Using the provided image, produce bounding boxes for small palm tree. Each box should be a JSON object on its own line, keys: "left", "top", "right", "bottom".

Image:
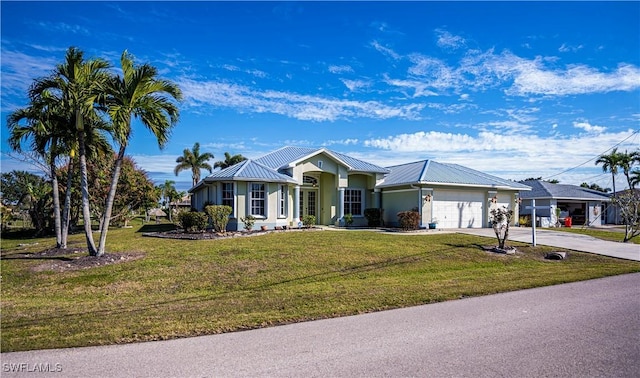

{"left": 174, "top": 142, "right": 214, "bottom": 187}
{"left": 596, "top": 148, "right": 622, "bottom": 196}
{"left": 617, "top": 150, "right": 640, "bottom": 189}
{"left": 214, "top": 152, "right": 247, "bottom": 170}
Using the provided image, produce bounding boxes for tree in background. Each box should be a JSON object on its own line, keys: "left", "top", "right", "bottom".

{"left": 174, "top": 142, "right": 214, "bottom": 187}
{"left": 0, "top": 171, "right": 52, "bottom": 236}
{"left": 579, "top": 183, "right": 611, "bottom": 193}
{"left": 98, "top": 50, "right": 182, "bottom": 256}
{"left": 214, "top": 152, "right": 247, "bottom": 170}
{"left": 158, "top": 180, "right": 180, "bottom": 222}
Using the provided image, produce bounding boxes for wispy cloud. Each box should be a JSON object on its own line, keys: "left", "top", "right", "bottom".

{"left": 178, "top": 78, "right": 425, "bottom": 122}
{"left": 435, "top": 29, "right": 466, "bottom": 50}
{"left": 328, "top": 65, "right": 353, "bottom": 74}
{"left": 339, "top": 78, "right": 371, "bottom": 92}
{"left": 370, "top": 40, "right": 401, "bottom": 60}
{"left": 35, "top": 21, "right": 89, "bottom": 35}
{"left": 0, "top": 49, "right": 58, "bottom": 110}
{"left": 559, "top": 43, "right": 584, "bottom": 53}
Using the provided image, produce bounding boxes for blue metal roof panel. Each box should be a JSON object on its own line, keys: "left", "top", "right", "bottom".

{"left": 519, "top": 180, "right": 611, "bottom": 200}
{"left": 328, "top": 150, "right": 390, "bottom": 173}
{"left": 379, "top": 160, "right": 530, "bottom": 190}
{"left": 256, "top": 146, "right": 389, "bottom": 173}
{"left": 204, "top": 160, "right": 296, "bottom": 183}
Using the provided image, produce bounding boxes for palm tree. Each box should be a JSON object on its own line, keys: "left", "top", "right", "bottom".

{"left": 174, "top": 142, "right": 214, "bottom": 187}
{"left": 617, "top": 150, "right": 640, "bottom": 189}
{"left": 214, "top": 152, "right": 247, "bottom": 170}
{"left": 596, "top": 148, "right": 624, "bottom": 224}
{"left": 30, "top": 47, "right": 112, "bottom": 255}
{"left": 158, "top": 180, "right": 178, "bottom": 222}
{"left": 630, "top": 170, "right": 640, "bottom": 189}
{"left": 97, "top": 50, "right": 182, "bottom": 256}
{"left": 7, "top": 92, "right": 69, "bottom": 246}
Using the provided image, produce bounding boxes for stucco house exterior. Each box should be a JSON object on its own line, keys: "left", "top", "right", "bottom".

{"left": 518, "top": 180, "right": 611, "bottom": 227}
{"left": 189, "top": 146, "right": 529, "bottom": 230}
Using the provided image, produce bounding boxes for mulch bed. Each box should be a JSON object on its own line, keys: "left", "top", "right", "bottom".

{"left": 3, "top": 247, "right": 145, "bottom": 273}
{"left": 142, "top": 227, "right": 323, "bottom": 240}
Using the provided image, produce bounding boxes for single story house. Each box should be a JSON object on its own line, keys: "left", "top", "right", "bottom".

{"left": 518, "top": 180, "right": 611, "bottom": 227}
{"left": 189, "top": 146, "right": 530, "bottom": 230}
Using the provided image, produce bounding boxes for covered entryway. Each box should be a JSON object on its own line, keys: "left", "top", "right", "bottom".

{"left": 433, "top": 190, "right": 485, "bottom": 228}
{"left": 299, "top": 189, "right": 318, "bottom": 223}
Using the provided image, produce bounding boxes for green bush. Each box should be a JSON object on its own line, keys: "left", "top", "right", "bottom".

{"left": 302, "top": 215, "right": 316, "bottom": 228}
{"left": 397, "top": 211, "right": 420, "bottom": 231}
{"left": 205, "top": 205, "right": 232, "bottom": 233}
{"left": 177, "top": 211, "right": 208, "bottom": 233}
{"left": 364, "top": 208, "right": 382, "bottom": 227}
{"left": 240, "top": 215, "right": 256, "bottom": 231}
{"left": 343, "top": 213, "right": 354, "bottom": 227}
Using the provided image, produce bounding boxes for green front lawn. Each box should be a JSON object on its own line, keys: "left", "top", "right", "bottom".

{"left": 2, "top": 223, "right": 639, "bottom": 352}
{"left": 552, "top": 226, "right": 639, "bottom": 244}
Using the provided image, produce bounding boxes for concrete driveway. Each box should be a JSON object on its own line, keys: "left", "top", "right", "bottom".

{"left": 457, "top": 227, "right": 640, "bottom": 261}
{"left": 2, "top": 273, "right": 639, "bottom": 377}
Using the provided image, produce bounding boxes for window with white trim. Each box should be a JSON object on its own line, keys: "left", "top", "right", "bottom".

{"left": 278, "top": 184, "right": 288, "bottom": 218}
{"left": 344, "top": 188, "right": 363, "bottom": 216}
{"left": 250, "top": 183, "right": 266, "bottom": 217}
{"left": 222, "top": 183, "right": 234, "bottom": 212}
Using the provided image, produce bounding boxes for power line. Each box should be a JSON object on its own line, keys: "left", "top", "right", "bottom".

{"left": 543, "top": 129, "right": 639, "bottom": 180}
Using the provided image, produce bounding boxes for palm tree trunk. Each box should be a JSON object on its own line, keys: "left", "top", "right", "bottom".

{"left": 97, "top": 145, "right": 126, "bottom": 255}
{"left": 50, "top": 157, "right": 63, "bottom": 248}
{"left": 77, "top": 115, "right": 98, "bottom": 256}
{"left": 61, "top": 158, "right": 74, "bottom": 248}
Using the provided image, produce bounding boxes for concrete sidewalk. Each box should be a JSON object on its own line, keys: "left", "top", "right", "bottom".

{"left": 457, "top": 227, "right": 640, "bottom": 261}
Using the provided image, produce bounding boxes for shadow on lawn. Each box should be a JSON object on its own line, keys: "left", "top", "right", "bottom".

{"left": 4, "top": 245, "right": 451, "bottom": 329}
{"left": 136, "top": 224, "right": 177, "bottom": 233}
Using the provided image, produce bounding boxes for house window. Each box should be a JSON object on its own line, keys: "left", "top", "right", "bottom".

{"left": 344, "top": 189, "right": 363, "bottom": 216}
{"left": 222, "top": 183, "right": 234, "bottom": 213}
{"left": 279, "top": 185, "right": 288, "bottom": 218}
{"left": 250, "top": 183, "right": 266, "bottom": 217}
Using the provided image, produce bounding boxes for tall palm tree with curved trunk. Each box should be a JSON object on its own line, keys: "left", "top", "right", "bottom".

{"left": 97, "top": 51, "right": 182, "bottom": 255}
{"left": 174, "top": 142, "right": 214, "bottom": 187}
{"left": 214, "top": 152, "right": 247, "bottom": 170}
{"left": 30, "top": 47, "right": 112, "bottom": 255}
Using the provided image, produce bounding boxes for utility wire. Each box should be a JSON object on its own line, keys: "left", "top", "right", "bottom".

{"left": 543, "top": 129, "right": 639, "bottom": 180}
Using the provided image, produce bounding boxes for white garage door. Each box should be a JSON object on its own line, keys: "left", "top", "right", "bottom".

{"left": 433, "top": 190, "right": 485, "bottom": 228}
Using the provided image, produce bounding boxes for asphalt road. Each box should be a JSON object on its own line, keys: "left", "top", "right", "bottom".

{"left": 2, "top": 273, "right": 639, "bottom": 377}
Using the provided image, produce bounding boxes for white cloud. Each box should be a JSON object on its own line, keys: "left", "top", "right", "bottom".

{"left": 340, "top": 79, "right": 371, "bottom": 92}
{"left": 370, "top": 40, "right": 401, "bottom": 60}
{"left": 178, "top": 78, "right": 425, "bottom": 122}
{"left": 435, "top": 29, "right": 466, "bottom": 50}
{"left": 328, "top": 65, "right": 353, "bottom": 74}
{"left": 383, "top": 75, "right": 438, "bottom": 97}
{"left": 573, "top": 121, "right": 606, "bottom": 134}
{"left": 559, "top": 43, "right": 584, "bottom": 53}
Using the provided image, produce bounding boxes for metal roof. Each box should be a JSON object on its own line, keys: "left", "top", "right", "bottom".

{"left": 519, "top": 180, "right": 611, "bottom": 201}
{"left": 378, "top": 160, "right": 530, "bottom": 190}
{"left": 255, "top": 146, "right": 389, "bottom": 174}
{"left": 203, "top": 159, "right": 297, "bottom": 184}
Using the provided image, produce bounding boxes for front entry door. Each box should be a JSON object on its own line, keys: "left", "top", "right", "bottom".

{"left": 300, "top": 189, "right": 318, "bottom": 222}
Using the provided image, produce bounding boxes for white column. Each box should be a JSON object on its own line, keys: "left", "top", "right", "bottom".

{"left": 338, "top": 187, "right": 345, "bottom": 221}
{"left": 293, "top": 185, "right": 301, "bottom": 224}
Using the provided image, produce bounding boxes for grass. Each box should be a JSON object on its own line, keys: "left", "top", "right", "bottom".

{"left": 2, "top": 221, "right": 639, "bottom": 352}
{"left": 551, "top": 226, "right": 640, "bottom": 244}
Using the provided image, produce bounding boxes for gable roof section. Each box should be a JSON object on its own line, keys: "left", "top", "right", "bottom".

{"left": 255, "top": 146, "right": 389, "bottom": 174}
{"left": 379, "top": 160, "right": 530, "bottom": 190}
{"left": 189, "top": 160, "right": 297, "bottom": 192}
{"left": 519, "top": 180, "right": 611, "bottom": 201}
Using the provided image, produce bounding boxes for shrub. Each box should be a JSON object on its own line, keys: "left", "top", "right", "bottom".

{"left": 205, "top": 205, "right": 232, "bottom": 233}
{"left": 397, "top": 211, "right": 420, "bottom": 231}
{"left": 240, "top": 215, "right": 256, "bottom": 231}
{"left": 177, "top": 211, "right": 208, "bottom": 233}
{"left": 343, "top": 213, "right": 354, "bottom": 227}
{"left": 302, "top": 215, "right": 316, "bottom": 228}
{"left": 364, "top": 208, "right": 382, "bottom": 227}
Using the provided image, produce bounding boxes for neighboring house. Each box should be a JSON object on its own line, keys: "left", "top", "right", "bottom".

{"left": 519, "top": 180, "right": 611, "bottom": 227}
{"left": 607, "top": 188, "right": 640, "bottom": 225}
{"left": 189, "top": 146, "right": 529, "bottom": 230}
{"left": 170, "top": 194, "right": 192, "bottom": 211}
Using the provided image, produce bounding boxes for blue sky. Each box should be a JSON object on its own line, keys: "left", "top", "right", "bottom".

{"left": 1, "top": 1, "right": 639, "bottom": 192}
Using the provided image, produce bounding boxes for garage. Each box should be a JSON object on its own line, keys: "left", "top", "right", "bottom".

{"left": 432, "top": 190, "right": 485, "bottom": 228}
